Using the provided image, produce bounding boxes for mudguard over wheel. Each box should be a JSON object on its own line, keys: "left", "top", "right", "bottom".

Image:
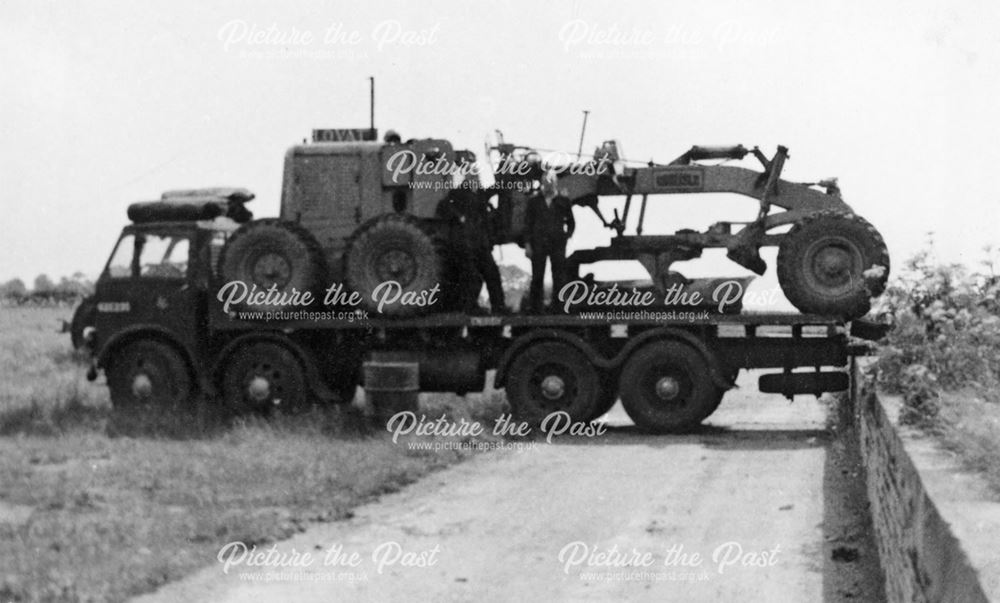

{"left": 217, "top": 219, "right": 326, "bottom": 312}
{"left": 221, "top": 341, "right": 309, "bottom": 414}
{"left": 619, "top": 340, "right": 722, "bottom": 433}
{"left": 506, "top": 341, "right": 600, "bottom": 426}
{"left": 106, "top": 340, "right": 193, "bottom": 412}
{"left": 343, "top": 214, "right": 445, "bottom": 317}
{"left": 777, "top": 211, "right": 889, "bottom": 319}
{"left": 70, "top": 296, "right": 96, "bottom": 350}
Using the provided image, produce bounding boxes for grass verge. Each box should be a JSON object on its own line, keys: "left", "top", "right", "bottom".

{"left": 871, "top": 244, "right": 1000, "bottom": 498}
{"left": 934, "top": 390, "right": 1000, "bottom": 496}
{"left": 0, "top": 307, "right": 506, "bottom": 602}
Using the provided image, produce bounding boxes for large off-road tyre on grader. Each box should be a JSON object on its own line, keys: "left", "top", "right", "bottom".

{"left": 220, "top": 341, "right": 309, "bottom": 415}
{"left": 777, "top": 211, "right": 889, "bottom": 319}
{"left": 217, "top": 219, "right": 326, "bottom": 312}
{"left": 106, "top": 339, "right": 193, "bottom": 413}
{"left": 506, "top": 341, "right": 601, "bottom": 427}
{"left": 343, "top": 214, "right": 447, "bottom": 317}
{"left": 618, "top": 340, "right": 723, "bottom": 434}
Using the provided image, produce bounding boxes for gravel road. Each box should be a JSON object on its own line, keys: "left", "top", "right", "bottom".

{"left": 135, "top": 371, "right": 883, "bottom": 602}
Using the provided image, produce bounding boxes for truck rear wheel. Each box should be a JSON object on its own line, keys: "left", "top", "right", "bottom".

{"left": 221, "top": 342, "right": 308, "bottom": 414}
{"left": 106, "top": 340, "right": 193, "bottom": 412}
{"left": 344, "top": 214, "right": 445, "bottom": 316}
{"left": 619, "top": 340, "right": 721, "bottom": 433}
{"left": 777, "top": 211, "right": 889, "bottom": 319}
{"left": 218, "top": 219, "right": 326, "bottom": 312}
{"left": 506, "top": 341, "right": 600, "bottom": 426}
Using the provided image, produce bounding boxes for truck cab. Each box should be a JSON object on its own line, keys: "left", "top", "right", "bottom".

{"left": 92, "top": 221, "right": 224, "bottom": 361}
{"left": 87, "top": 190, "right": 248, "bottom": 410}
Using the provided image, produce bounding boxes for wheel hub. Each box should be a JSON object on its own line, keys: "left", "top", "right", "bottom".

{"left": 252, "top": 252, "right": 292, "bottom": 288}
{"left": 655, "top": 376, "right": 680, "bottom": 401}
{"left": 540, "top": 375, "right": 566, "bottom": 400}
{"left": 376, "top": 249, "right": 417, "bottom": 284}
{"left": 813, "top": 246, "right": 851, "bottom": 283}
{"left": 247, "top": 376, "right": 271, "bottom": 402}
{"left": 131, "top": 373, "right": 153, "bottom": 398}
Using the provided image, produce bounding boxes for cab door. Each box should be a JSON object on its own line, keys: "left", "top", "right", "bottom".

{"left": 94, "top": 226, "right": 201, "bottom": 357}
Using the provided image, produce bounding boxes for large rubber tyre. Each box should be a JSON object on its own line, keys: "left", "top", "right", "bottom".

{"left": 70, "top": 296, "right": 96, "bottom": 350}
{"left": 221, "top": 342, "right": 309, "bottom": 415}
{"left": 106, "top": 340, "right": 193, "bottom": 412}
{"left": 506, "top": 341, "right": 600, "bottom": 426}
{"left": 344, "top": 214, "right": 446, "bottom": 317}
{"left": 619, "top": 340, "right": 722, "bottom": 433}
{"left": 218, "top": 219, "right": 326, "bottom": 313}
{"left": 777, "top": 211, "right": 890, "bottom": 319}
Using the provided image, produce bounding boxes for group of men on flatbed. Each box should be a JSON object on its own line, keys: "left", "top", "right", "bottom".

{"left": 438, "top": 170, "right": 575, "bottom": 315}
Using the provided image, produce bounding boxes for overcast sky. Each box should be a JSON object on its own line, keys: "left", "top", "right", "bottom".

{"left": 2, "top": 0, "right": 998, "bottom": 302}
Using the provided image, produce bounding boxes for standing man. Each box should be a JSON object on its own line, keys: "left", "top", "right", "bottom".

{"left": 438, "top": 182, "right": 506, "bottom": 314}
{"left": 525, "top": 171, "right": 575, "bottom": 313}
{"left": 461, "top": 183, "right": 506, "bottom": 314}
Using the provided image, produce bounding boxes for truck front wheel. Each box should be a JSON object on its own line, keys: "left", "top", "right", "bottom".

{"left": 505, "top": 341, "right": 600, "bottom": 426}
{"left": 619, "top": 340, "right": 721, "bottom": 433}
{"left": 106, "top": 340, "right": 193, "bottom": 412}
{"left": 221, "top": 342, "right": 308, "bottom": 414}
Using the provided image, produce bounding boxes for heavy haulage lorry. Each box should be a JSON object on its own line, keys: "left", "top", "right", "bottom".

{"left": 79, "top": 126, "right": 890, "bottom": 433}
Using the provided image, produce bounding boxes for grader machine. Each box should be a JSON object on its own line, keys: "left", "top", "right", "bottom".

{"left": 488, "top": 138, "right": 889, "bottom": 318}
{"left": 214, "top": 128, "right": 888, "bottom": 320}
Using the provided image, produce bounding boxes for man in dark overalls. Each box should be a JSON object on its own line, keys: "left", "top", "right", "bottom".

{"left": 525, "top": 172, "right": 575, "bottom": 313}
{"left": 438, "top": 183, "right": 506, "bottom": 313}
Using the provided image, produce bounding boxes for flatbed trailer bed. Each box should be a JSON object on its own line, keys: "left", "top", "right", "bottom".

{"left": 200, "top": 305, "right": 875, "bottom": 407}
{"left": 211, "top": 308, "right": 848, "bottom": 331}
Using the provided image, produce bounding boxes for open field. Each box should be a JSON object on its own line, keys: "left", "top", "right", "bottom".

{"left": 0, "top": 306, "right": 503, "bottom": 602}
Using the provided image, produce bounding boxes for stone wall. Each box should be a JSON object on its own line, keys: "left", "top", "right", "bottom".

{"left": 853, "top": 362, "right": 989, "bottom": 602}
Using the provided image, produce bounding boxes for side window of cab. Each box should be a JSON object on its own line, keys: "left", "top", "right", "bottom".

{"left": 105, "top": 234, "right": 136, "bottom": 278}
